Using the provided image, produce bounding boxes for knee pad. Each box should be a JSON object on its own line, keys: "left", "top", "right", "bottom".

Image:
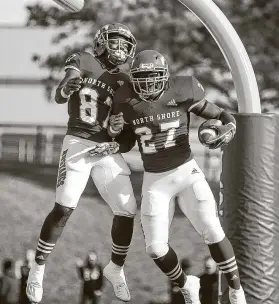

{"left": 111, "top": 177, "right": 138, "bottom": 217}
{"left": 50, "top": 202, "right": 74, "bottom": 227}
{"left": 146, "top": 243, "right": 169, "bottom": 259}
{"left": 202, "top": 216, "right": 225, "bottom": 245}
{"left": 115, "top": 194, "right": 137, "bottom": 218}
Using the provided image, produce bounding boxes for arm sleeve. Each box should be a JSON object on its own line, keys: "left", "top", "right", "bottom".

{"left": 190, "top": 99, "right": 236, "bottom": 125}
{"left": 64, "top": 52, "right": 81, "bottom": 73}
{"left": 55, "top": 53, "right": 82, "bottom": 104}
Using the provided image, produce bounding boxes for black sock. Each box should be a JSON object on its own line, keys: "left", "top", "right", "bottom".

{"left": 111, "top": 215, "right": 134, "bottom": 267}
{"left": 35, "top": 203, "right": 74, "bottom": 265}
{"left": 153, "top": 246, "right": 186, "bottom": 288}
{"left": 208, "top": 237, "right": 241, "bottom": 289}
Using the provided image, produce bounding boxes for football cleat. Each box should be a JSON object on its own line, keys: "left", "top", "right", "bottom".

{"left": 229, "top": 286, "right": 247, "bottom": 304}
{"left": 180, "top": 275, "right": 201, "bottom": 304}
{"left": 103, "top": 261, "right": 131, "bottom": 302}
{"left": 26, "top": 262, "right": 45, "bottom": 303}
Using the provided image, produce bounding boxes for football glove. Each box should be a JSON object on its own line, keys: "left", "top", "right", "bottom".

{"left": 63, "top": 77, "right": 83, "bottom": 95}
{"left": 109, "top": 112, "right": 124, "bottom": 133}
{"left": 88, "top": 141, "right": 120, "bottom": 156}
{"left": 201, "top": 120, "right": 236, "bottom": 149}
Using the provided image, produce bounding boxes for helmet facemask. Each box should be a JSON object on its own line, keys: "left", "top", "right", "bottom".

{"left": 131, "top": 66, "right": 169, "bottom": 102}
{"left": 94, "top": 29, "right": 136, "bottom": 66}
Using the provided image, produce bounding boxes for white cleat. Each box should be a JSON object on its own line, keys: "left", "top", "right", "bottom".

{"left": 229, "top": 286, "right": 247, "bottom": 304}
{"left": 26, "top": 262, "right": 45, "bottom": 303}
{"left": 103, "top": 261, "right": 131, "bottom": 302}
{"left": 180, "top": 275, "right": 201, "bottom": 304}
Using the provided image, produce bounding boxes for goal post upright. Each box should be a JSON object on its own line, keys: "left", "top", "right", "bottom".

{"left": 176, "top": 1, "right": 279, "bottom": 303}
{"left": 176, "top": 0, "right": 261, "bottom": 113}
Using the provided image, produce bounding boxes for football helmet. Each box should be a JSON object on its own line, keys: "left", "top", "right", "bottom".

{"left": 93, "top": 23, "right": 136, "bottom": 66}
{"left": 130, "top": 50, "right": 169, "bottom": 102}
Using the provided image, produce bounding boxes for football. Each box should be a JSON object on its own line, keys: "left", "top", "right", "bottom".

{"left": 198, "top": 119, "right": 222, "bottom": 147}
{"left": 53, "top": 0, "right": 84, "bottom": 12}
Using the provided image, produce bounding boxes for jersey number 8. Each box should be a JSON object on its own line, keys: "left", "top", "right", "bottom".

{"left": 135, "top": 120, "right": 180, "bottom": 154}
{"left": 79, "top": 87, "right": 112, "bottom": 128}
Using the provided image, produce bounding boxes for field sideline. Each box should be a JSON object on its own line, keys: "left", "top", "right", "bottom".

{"left": 0, "top": 169, "right": 215, "bottom": 304}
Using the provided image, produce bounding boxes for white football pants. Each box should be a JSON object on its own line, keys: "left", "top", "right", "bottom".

{"left": 55, "top": 135, "right": 137, "bottom": 217}
{"left": 141, "top": 159, "right": 225, "bottom": 251}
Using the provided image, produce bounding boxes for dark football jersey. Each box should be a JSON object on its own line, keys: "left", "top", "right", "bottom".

{"left": 113, "top": 76, "right": 205, "bottom": 172}
{"left": 64, "top": 51, "right": 130, "bottom": 142}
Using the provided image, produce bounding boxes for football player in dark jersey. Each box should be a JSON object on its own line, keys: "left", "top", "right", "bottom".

{"left": 113, "top": 50, "right": 247, "bottom": 304}
{"left": 26, "top": 23, "right": 137, "bottom": 303}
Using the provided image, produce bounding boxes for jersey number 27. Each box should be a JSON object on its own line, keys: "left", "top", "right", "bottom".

{"left": 135, "top": 120, "right": 180, "bottom": 154}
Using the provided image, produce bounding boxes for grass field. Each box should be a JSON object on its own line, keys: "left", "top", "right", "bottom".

{"left": 0, "top": 167, "right": 219, "bottom": 304}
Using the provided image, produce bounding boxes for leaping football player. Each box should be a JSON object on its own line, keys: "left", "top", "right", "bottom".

{"left": 26, "top": 23, "right": 137, "bottom": 303}
{"left": 112, "top": 50, "right": 247, "bottom": 304}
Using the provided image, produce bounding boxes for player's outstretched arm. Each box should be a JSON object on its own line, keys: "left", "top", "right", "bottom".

{"left": 55, "top": 68, "right": 82, "bottom": 104}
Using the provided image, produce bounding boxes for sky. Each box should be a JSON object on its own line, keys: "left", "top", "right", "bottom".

{"left": 0, "top": 0, "right": 56, "bottom": 25}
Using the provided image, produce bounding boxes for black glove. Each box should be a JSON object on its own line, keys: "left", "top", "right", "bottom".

{"left": 109, "top": 112, "right": 124, "bottom": 133}
{"left": 207, "top": 122, "right": 236, "bottom": 149}
{"left": 199, "top": 119, "right": 236, "bottom": 150}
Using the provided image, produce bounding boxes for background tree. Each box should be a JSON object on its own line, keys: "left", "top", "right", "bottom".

{"left": 26, "top": 0, "right": 279, "bottom": 112}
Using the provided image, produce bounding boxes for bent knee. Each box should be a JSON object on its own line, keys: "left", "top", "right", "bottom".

{"left": 50, "top": 202, "right": 75, "bottom": 223}
{"left": 112, "top": 193, "right": 138, "bottom": 217}
{"left": 146, "top": 243, "right": 169, "bottom": 259}
{"left": 202, "top": 220, "right": 225, "bottom": 244}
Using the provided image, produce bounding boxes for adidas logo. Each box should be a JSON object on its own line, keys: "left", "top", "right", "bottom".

{"left": 231, "top": 275, "right": 239, "bottom": 280}
{"left": 117, "top": 80, "right": 124, "bottom": 86}
{"left": 36, "top": 255, "right": 45, "bottom": 260}
{"left": 167, "top": 99, "right": 177, "bottom": 106}
{"left": 191, "top": 168, "right": 199, "bottom": 174}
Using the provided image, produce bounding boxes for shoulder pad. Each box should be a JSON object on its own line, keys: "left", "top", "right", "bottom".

{"left": 170, "top": 76, "right": 205, "bottom": 104}
{"left": 65, "top": 52, "right": 98, "bottom": 73}
{"left": 64, "top": 52, "right": 82, "bottom": 72}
